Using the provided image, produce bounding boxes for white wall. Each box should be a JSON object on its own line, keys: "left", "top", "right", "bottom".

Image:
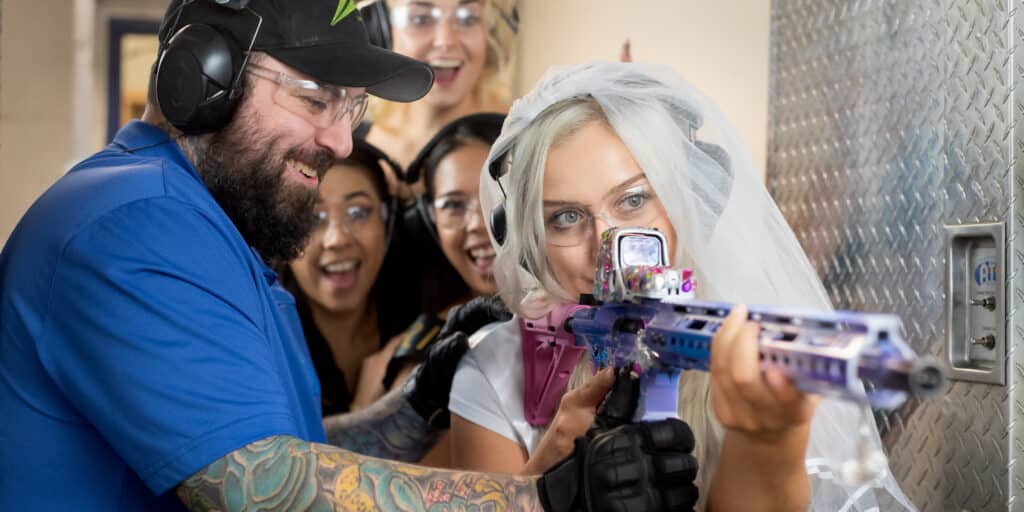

{"left": 516, "top": 0, "right": 771, "bottom": 177}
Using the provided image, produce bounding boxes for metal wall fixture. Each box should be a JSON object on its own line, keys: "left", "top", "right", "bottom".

{"left": 945, "top": 222, "right": 1005, "bottom": 385}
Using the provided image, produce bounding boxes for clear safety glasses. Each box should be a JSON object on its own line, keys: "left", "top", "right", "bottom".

{"left": 247, "top": 63, "right": 369, "bottom": 130}
{"left": 432, "top": 195, "right": 483, "bottom": 230}
{"left": 390, "top": 2, "right": 485, "bottom": 39}
{"left": 312, "top": 200, "right": 386, "bottom": 236}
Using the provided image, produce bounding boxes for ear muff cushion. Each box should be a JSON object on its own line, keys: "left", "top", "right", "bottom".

{"left": 402, "top": 197, "right": 440, "bottom": 246}
{"left": 361, "top": 0, "right": 392, "bottom": 49}
{"left": 490, "top": 203, "right": 507, "bottom": 246}
{"left": 156, "top": 23, "right": 242, "bottom": 134}
{"left": 156, "top": 44, "right": 206, "bottom": 125}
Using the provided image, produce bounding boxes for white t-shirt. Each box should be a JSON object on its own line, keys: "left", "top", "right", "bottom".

{"left": 449, "top": 318, "right": 544, "bottom": 454}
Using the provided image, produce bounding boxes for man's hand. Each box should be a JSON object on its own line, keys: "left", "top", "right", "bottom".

{"left": 537, "top": 418, "right": 700, "bottom": 512}
{"left": 406, "top": 295, "right": 512, "bottom": 429}
{"left": 591, "top": 367, "right": 641, "bottom": 432}
{"left": 439, "top": 294, "right": 513, "bottom": 340}
{"left": 524, "top": 367, "right": 641, "bottom": 475}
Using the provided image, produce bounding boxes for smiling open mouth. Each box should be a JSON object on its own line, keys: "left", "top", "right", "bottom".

{"left": 430, "top": 59, "right": 463, "bottom": 86}
{"left": 321, "top": 260, "right": 360, "bottom": 289}
{"left": 292, "top": 160, "right": 318, "bottom": 179}
{"left": 466, "top": 243, "right": 495, "bottom": 276}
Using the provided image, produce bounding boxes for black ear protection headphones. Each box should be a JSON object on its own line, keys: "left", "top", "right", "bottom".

{"left": 401, "top": 112, "right": 505, "bottom": 246}
{"left": 360, "top": 0, "right": 394, "bottom": 50}
{"left": 358, "top": 0, "right": 520, "bottom": 50}
{"left": 486, "top": 147, "right": 510, "bottom": 246}
{"left": 154, "top": 0, "right": 262, "bottom": 134}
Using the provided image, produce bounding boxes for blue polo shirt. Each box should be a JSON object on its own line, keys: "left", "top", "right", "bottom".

{"left": 0, "top": 121, "right": 325, "bottom": 510}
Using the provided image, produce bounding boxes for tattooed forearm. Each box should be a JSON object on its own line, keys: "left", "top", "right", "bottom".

{"left": 176, "top": 435, "right": 542, "bottom": 512}
{"left": 322, "top": 389, "right": 437, "bottom": 462}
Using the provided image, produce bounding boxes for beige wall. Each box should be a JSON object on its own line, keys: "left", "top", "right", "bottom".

{"left": 0, "top": 0, "right": 75, "bottom": 244}
{"left": 91, "top": 0, "right": 166, "bottom": 150}
{"left": 517, "top": 0, "right": 771, "bottom": 177}
{"left": 0, "top": 0, "right": 164, "bottom": 244}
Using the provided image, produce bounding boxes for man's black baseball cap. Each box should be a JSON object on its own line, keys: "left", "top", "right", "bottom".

{"left": 158, "top": 0, "right": 434, "bottom": 102}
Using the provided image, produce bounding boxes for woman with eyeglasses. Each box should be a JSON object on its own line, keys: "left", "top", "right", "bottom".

{"left": 280, "top": 140, "right": 418, "bottom": 416}
{"left": 446, "top": 62, "right": 916, "bottom": 511}
{"left": 362, "top": 0, "right": 517, "bottom": 202}
{"left": 379, "top": 113, "right": 505, "bottom": 390}
{"left": 414, "top": 114, "right": 505, "bottom": 301}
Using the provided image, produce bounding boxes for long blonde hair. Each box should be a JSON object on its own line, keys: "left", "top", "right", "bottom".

{"left": 367, "top": 0, "right": 518, "bottom": 127}
{"left": 496, "top": 96, "right": 724, "bottom": 501}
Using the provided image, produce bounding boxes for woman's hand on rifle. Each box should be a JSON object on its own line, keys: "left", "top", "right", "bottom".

{"left": 708, "top": 304, "right": 817, "bottom": 512}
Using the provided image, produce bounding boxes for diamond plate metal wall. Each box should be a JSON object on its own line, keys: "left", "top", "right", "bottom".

{"left": 768, "top": 1, "right": 1016, "bottom": 510}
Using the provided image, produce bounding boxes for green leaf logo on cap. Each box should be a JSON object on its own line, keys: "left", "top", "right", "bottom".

{"left": 331, "top": 0, "right": 357, "bottom": 26}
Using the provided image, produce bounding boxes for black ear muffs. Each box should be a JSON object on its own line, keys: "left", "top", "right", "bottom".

{"left": 156, "top": 23, "right": 244, "bottom": 134}
{"left": 486, "top": 148, "right": 510, "bottom": 246}
{"left": 489, "top": 203, "right": 507, "bottom": 246}
{"left": 154, "top": 0, "right": 256, "bottom": 135}
{"left": 402, "top": 197, "right": 441, "bottom": 246}
{"left": 360, "top": 0, "right": 393, "bottom": 49}
{"left": 402, "top": 112, "right": 506, "bottom": 247}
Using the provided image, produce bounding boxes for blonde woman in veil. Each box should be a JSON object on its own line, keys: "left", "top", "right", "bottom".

{"left": 448, "top": 62, "right": 916, "bottom": 511}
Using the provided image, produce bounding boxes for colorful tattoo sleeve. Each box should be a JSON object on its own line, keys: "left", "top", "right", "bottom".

{"left": 176, "top": 435, "right": 542, "bottom": 511}
{"left": 321, "top": 389, "right": 436, "bottom": 462}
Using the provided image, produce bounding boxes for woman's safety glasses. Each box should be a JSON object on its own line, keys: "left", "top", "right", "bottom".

{"left": 389, "top": 2, "right": 484, "bottom": 38}
{"left": 432, "top": 195, "right": 483, "bottom": 230}
{"left": 543, "top": 183, "right": 666, "bottom": 247}
{"left": 247, "top": 63, "right": 369, "bottom": 130}
{"left": 313, "top": 200, "right": 386, "bottom": 236}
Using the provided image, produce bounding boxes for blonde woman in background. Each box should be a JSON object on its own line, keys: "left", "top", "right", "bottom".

{"left": 358, "top": 0, "right": 518, "bottom": 201}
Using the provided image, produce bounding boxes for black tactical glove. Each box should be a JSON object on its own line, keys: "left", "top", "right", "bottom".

{"left": 437, "top": 294, "right": 513, "bottom": 340}
{"left": 537, "top": 418, "right": 700, "bottom": 512}
{"left": 405, "top": 295, "right": 512, "bottom": 429}
{"left": 591, "top": 367, "right": 642, "bottom": 432}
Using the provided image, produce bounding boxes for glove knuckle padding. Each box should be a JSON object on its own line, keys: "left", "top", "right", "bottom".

{"left": 642, "top": 419, "right": 695, "bottom": 453}
{"left": 594, "top": 459, "right": 643, "bottom": 489}
{"left": 654, "top": 453, "right": 699, "bottom": 484}
{"left": 662, "top": 486, "right": 699, "bottom": 512}
{"left": 596, "top": 492, "right": 662, "bottom": 512}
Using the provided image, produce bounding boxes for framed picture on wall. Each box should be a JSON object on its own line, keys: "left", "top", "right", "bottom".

{"left": 108, "top": 19, "right": 161, "bottom": 141}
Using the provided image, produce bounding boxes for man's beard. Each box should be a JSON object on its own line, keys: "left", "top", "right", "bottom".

{"left": 190, "top": 109, "right": 334, "bottom": 267}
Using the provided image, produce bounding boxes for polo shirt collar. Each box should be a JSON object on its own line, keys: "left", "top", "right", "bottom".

{"left": 111, "top": 121, "right": 195, "bottom": 178}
